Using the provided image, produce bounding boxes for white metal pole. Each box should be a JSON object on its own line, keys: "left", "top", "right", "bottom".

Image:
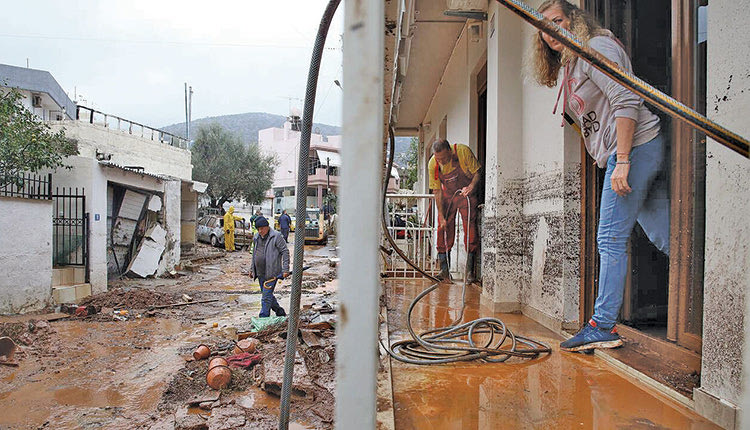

{"left": 336, "top": 0, "right": 384, "bottom": 428}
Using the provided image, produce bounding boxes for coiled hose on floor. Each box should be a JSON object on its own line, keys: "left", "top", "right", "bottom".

{"left": 381, "top": 126, "right": 552, "bottom": 365}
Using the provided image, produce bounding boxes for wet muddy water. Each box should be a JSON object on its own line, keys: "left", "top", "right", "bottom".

{"left": 0, "top": 318, "right": 195, "bottom": 428}
{"left": 385, "top": 280, "right": 720, "bottom": 430}
{"left": 0, "top": 245, "right": 336, "bottom": 429}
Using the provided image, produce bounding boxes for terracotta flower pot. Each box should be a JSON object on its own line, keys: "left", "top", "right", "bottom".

{"left": 208, "top": 356, "right": 228, "bottom": 369}
{"left": 233, "top": 338, "right": 260, "bottom": 355}
{"left": 206, "top": 364, "right": 232, "bottom": 390}
{"left": 193, "top": 344, "right": 211, "bottom": 360}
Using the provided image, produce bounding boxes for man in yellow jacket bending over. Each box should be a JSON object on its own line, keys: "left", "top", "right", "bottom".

{"left": 223, "top": 206, "right": 243, "bottom": 251}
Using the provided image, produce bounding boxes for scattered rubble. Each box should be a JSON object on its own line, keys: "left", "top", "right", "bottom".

{"left": 127, "top": 224, "right": 168, "bottom": 278}
{"left": 80, "top": 287, "right": 177, "bottom": 309}
{"left": 1, "top": 243, "right": 337, "bottom": 429}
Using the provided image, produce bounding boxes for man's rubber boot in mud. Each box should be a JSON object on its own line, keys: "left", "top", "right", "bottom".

{"left": 437, "top": 253, "right": 451, "bottom": 281}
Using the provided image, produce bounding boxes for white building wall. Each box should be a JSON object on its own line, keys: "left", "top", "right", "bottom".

{"left": 0, "top": 197, "right": 53, "bottom": 314}
{"left": 482, "top": 1, "right": 527, "bottom": 312}
{"left": 50, "top": 121, "right": 192, "bottom": 180}
{"left": 516, "top": 0, "right": 581, "bottom": 327}
{"left": 698, "top": 0, "right": 750, "bottom": 423}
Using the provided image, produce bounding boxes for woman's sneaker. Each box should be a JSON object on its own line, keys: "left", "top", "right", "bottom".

{"left": 560, "top": 320, "right": 623, "bottom": 352}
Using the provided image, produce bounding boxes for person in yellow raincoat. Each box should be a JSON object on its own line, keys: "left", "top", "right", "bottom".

{"left": 223, "top": 206, "right": 242, "bottom": 251}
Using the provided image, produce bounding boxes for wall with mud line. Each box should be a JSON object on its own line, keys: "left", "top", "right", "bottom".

{"left": 698, "top": 0, "right": 750, "bottom": 415}
{"left": 480, "top": 0, "right": 582, "bottom": 329}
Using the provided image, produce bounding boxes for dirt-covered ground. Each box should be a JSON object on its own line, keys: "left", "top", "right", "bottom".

{"left": 0, "top": 242, "right": 338, "bottom": 430}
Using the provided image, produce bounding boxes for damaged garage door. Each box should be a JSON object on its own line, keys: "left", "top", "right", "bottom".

{"left": 107, "top": 185, "right": 168, "bottom": 279}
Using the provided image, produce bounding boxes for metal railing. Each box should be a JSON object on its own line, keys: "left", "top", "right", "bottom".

{"left": 0, "top": 172, "right": 52, "bottom": 200}
{"left": 382, "top": 193, "right": 471, "bottom": 279}
{"left": 75, "top": 105, "right": 189, "bottom": 149}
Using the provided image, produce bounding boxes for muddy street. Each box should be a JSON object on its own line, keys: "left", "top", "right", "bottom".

{"left": 0, "top": 243, "right": 338, "bottom": 430}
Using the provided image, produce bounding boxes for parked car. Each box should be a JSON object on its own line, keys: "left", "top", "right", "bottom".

{"left": 196, "top": 215, "right": 252, "bottom": 249}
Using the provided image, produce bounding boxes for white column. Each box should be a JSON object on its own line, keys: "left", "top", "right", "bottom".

{"left": 336, "top": 0, "right": 384, "bottom": 428}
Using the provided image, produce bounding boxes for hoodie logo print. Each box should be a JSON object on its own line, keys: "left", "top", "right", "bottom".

{"left": 582, "top": 111, "right": 600, "bottom": 138}
{"left": 565, "top": 77, "right": 586, "bottom": 116}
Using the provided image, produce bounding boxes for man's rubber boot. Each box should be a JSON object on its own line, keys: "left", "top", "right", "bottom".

{"left": 437, "top": 253, "right": 451, "bottom": 281}
{"left": 466, "top": 252, "right": 476, "bottom": 284}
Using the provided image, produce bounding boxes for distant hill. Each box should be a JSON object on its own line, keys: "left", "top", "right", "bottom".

{"left": 161, "top": 112, "right": 342, "bottom": 144}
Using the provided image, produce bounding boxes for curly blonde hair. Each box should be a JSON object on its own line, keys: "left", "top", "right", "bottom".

{"left": 529, "top": 0, "right": 606, "bottom": 88}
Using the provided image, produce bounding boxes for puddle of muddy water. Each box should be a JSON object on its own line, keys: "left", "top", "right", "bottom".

{"left": 0, "top": 318, "right": 192, "bottom": 429}
{"left": 231, "top": 387, "right": 315, "bottom": 430}
{"left": 386, "top": 280, "right": 721, "bottom": 430}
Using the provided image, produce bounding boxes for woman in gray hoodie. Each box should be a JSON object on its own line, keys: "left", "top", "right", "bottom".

{"left": 530, "top": 0, "right": 670, "bottom": 352}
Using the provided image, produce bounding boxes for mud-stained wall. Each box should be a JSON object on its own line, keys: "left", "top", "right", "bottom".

{"left": 700, "top": 0, "right": 750, "bottom": 415}
{"left": 480, "top": 0, "right": 581, "bottom": 328}
{"left": 158, "top": 180, "right": 182, "bottom": 275}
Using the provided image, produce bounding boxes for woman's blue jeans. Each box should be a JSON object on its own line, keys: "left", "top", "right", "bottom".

{"left": 592, "top": 134, "right": 670, "bottom": 329}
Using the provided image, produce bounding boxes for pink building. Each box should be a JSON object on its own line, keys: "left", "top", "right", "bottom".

{"left": 258, "top": 116, "right": 399, "bottom": 216}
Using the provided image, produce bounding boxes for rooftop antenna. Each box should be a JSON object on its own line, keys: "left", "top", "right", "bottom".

{"left": 277, "top": 96, "right": 304, "bottom": 113}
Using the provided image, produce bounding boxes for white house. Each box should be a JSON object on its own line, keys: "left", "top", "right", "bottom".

{"left": 0, "top": 64, "right": 206, "bottom": 310}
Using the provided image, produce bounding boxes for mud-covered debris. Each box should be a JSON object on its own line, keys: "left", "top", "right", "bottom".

{"left": 226, "top": 352, "right": 262, "bottom": 369}
{"left": 205, "top": 405, "right": 246, "bottom": 430}
{"left": 186, "top": 391, "right": 220, "bottom": 406}
{"left": 174, "top": 405, "right": 208, "bottom": 430}
{"left": 80, "top": 287, "right": 177, "bottom": 309}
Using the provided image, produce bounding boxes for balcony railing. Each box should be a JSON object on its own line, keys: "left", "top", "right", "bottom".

{"left": 382, "top": 193, "right": 470, "bottom": 279}
{"left": 75, "top": 105, "right": 189, "bottom": 149}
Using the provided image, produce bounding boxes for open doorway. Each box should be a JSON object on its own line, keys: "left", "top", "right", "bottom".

{"left": 475, "top": 62, "right": 487, "bottom": 282}
{"left": 587, "top": 0, "right": 673, "bottom": 338}
{"left": 581, "top": 0, "right": 706, "bottom": 397}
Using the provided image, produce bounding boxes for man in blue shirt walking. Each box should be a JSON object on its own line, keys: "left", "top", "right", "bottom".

{"left": 252, "top": 216, "right": 290, "bottom": 317}
{"left": 278, "top": 210, "right": 292, "bottom": 243}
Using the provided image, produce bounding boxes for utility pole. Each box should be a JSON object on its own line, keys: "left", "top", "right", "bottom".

{"left": 326, "top": 157, "right": 331, "bottom": 218}
{"left": 184, "top": 83, "right": 189, "bottom": 139}
{"left": 185, "top": 84, "right": 194, "bottom": 141}
{"left": 188, "top": 86, "right": 193, "bottom": 141}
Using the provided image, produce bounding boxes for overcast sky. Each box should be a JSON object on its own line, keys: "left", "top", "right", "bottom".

{"left": 0, "top": 0, "right": 344, "bottom": 128}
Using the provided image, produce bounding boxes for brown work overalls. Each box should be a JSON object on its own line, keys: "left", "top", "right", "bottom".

{"left": 435, "top": 145, "right": 478, "bottom": 254}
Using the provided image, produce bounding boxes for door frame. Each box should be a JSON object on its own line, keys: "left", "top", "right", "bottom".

{"left": 580, "top": 0, "right": 704, "bottom": 353}
{"left": 668, "top": 0, "right": 704, "bottom": 352}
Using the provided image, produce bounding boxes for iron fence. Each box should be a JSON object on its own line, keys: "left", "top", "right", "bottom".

{"left": 382, "top": 193, "right": 471, "bottom": 279}
{"left": 0, "top": 173, "right": 52, "bottom": 200}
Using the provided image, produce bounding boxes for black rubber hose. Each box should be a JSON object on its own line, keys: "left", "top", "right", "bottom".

{"left": 381, "top": 126, "right": 552, "bottom": 365}
{"left": 278, "top": 1, "right": 340, "bottom": 428}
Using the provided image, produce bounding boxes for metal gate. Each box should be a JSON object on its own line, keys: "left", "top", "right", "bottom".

{"left": 52, "top": 187, "right": 89, "bottom": 281}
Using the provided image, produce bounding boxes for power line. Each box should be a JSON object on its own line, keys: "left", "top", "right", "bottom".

{"left": 0, "top": 33, "right": 341, "bottom": 50}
